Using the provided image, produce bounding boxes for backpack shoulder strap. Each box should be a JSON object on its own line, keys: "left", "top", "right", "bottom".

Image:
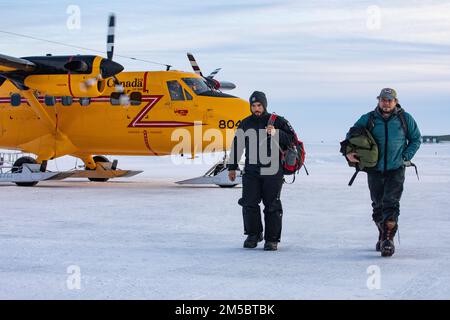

{"left": 366, "top": 111, "right": 376, "bottom": 132}
{"left": 397, "top": 112, "right": 408, "bottom": 138}
{"left": 268, "top": 113, "right": 278, "bottom": 127}
{"left": 348, "top": 168, "right": 360, "bottom": 186}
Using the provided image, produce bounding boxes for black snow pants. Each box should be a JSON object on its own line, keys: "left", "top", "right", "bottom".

{"left": 367, "top": 166, "right": 406, "bottom": 223}
{"left": 238, "top": 171, "right": 284, "bottom": 242}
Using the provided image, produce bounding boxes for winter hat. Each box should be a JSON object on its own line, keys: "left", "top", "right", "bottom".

{"left": 377, "top": 88, "right": 398, "bottom": 101}
{"left": 249, "top": 91, "right": 267, "bottom": 112}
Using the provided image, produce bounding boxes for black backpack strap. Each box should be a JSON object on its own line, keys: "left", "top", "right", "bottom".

{"left": 303, "top": 163, "right": 309, "bottom": 176}
{"left": 283, "top": 174, "right": 296, "bottom": 184}
{"left": 348, "top": 168, "right": 360, "bottom": 186}
{"left": 405, "top": 161, "right": 420, "bottom": 181}
{"left": 268, "top": 113, "right": 298, "bottom": 141}
{"left": 397, "top": 112, "right": 408, "bottom": 138}
{"left": 366, "top": 111, "right": 376, "bottom": 132}
{"left": 412, "top": 162, "right": 419, "bottom": 180}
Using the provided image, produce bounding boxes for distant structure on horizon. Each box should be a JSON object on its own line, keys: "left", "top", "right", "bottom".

{"left": 421, "top": 135, "right": 450, "bottom": 143}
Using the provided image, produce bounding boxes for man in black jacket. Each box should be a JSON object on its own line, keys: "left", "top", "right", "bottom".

{"left": 227, "top": 91, "right": 296, "bottom": 251}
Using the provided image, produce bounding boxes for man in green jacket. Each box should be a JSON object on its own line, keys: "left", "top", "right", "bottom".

{"left": 344, "top": 88, "right": 421, "bottom": 257}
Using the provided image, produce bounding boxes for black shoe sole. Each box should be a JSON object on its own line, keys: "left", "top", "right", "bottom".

{"left": 381, "top": 246, "right": 395, "bottom": 257}
{"left": 243, "top": 234, "right": 263, "bottom": 249}
{"left": 263, "top": 242, "right": 278, "bottom": 251}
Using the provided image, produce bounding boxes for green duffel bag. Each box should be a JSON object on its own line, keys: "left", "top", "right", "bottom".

{"left": 340, "top": 126, "right": 379, "bottom": 186}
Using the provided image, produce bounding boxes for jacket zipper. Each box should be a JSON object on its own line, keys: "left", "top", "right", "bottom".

{"left": 384, "top": 119, "right": 388, "bottom": 174}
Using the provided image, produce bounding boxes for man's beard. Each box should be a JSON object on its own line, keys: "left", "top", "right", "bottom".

{"left": 380, "top": 105, "right": 394, "bottom": 114}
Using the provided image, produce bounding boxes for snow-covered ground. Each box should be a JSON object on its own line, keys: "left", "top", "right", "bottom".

{"left": 1, "top": 143, "right": 449, "bottom": 299}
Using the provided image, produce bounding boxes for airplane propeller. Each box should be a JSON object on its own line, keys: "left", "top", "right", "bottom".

{"left": 186, "top": 53, "right": 236, "bottom": 91}
{"left": 81, "top": 14, "right": 125, "bottom": 96}
{"left": 105, "top": 14, "right": 125, "bottom": 94}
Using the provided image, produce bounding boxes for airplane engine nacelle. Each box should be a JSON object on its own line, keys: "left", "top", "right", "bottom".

{"left": 21, "top": 55, "right": 124, "bottom": 98}
{"left": 23, "top": 73, "right": 106, "bottom": 98}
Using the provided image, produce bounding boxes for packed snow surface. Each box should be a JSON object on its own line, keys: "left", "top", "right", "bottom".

{"left": 1, "top": 143, "right": 449, "bottom": 299}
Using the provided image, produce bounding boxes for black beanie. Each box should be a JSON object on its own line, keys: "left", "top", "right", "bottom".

{"left": 249, "top": 91, "right": 267, "bottom": 112}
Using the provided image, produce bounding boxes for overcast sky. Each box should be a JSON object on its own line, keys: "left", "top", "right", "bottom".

{"left": 1, "top": 0, "right": 450, "bottom": 141}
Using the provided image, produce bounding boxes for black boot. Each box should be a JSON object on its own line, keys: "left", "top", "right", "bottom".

{"left": 263, "top": 241, "right": 278, "bottom": 251}
{"left": 243, "top": 233, "right": 263, "bottom": 248}
{"left": 381, "top": 220, "right": 398, "bottom": 257}
{"left": 375, "top": 221, "right": 383, "bottom": 252}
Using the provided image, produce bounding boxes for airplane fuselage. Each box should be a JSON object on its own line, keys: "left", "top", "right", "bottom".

{"left": 0, "top": 70, "right": 250, "bottom": 162}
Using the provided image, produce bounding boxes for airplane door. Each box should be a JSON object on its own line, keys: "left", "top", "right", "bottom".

{"left": 165, "top": 80, "right": 195, "bottom": 120}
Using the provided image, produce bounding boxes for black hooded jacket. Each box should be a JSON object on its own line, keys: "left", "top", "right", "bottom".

{"left": 227, "top": 112, "right": 296, "bottom": 175}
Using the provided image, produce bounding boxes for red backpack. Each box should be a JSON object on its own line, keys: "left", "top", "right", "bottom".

{"left": 268, "top": 113, "right": 308, "bottom": 182}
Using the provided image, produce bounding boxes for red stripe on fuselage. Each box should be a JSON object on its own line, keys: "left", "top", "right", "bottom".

{"left": 0, "top": 94, "right": 203, "bottom": 128}
{"left": 67, "top": 56, "right": 75, "bottom": 97}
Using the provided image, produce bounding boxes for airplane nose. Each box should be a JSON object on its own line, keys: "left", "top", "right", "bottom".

{"left": 100, "top": 59, "right": 124, "bottom": 78}
{"left": 234, "top": 98, "right": 251, "bottom": 119}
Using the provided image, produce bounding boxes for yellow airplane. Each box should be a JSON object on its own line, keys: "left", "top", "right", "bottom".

{"left": 0, "top": 15, "right": 250, "bottom": 186}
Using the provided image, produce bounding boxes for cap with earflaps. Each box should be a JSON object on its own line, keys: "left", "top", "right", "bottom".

{"left": 249, "top": 91, "right": 267, "bottom": 112}
{"left": 377, "top": 88, "right": 397, "bottom": 100}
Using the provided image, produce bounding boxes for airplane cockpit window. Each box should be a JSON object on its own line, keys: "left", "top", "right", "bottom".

{"left": 182, "top": 78, "right": 236, "bottom": 98}
{"left": 10, "top": 93, "right": 21, "bottom": 107}
{"left": 167, "top": 80, "right": 185, "bottom": 101}
{"left": 182, "top": 78, "right": 210, "bottom": 95}
{"left": 184, "top": 89, "right": 193, "bottom": 101}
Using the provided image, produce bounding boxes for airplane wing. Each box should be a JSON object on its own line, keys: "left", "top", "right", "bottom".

{"left": 0, "top": 53, "right": 36, "bottom": 72}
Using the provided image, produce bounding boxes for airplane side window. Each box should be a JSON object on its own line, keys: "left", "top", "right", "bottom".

{"left": 10, "top": 93, "right": 21, "bottom": 107}
{"left": 62, "top": 96, "right": 73, "bottom": 106}
{"left": 130, "top": 92, "right": 142, "bottom": 106}
{"left": 167, "top": 80, "right": 185, "bottom": 101}
{"left": 110, "top": 92, "right": 121, "bottom": 106}
{"left": 184, "top": 89, "right": 193, "bottom": 101}
{"left": 79, "top": 97, "right": 91, "bottom": 106}
{"left": 45, "top": 95, "right": 56, "bottom": 107}
{"left": 182, "top": 78, "right": 210, "bottom": 94}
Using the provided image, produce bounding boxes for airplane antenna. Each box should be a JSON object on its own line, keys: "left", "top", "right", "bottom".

{"left": 0, "top": 29, "right": 172, "bottom": 69}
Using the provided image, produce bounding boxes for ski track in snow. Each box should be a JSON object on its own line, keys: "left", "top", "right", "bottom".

{"left": 0, "top": 143, "right": 449, "bottom": 299}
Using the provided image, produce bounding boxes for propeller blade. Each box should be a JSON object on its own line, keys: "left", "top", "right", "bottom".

{"left": 207, "top": 68, "right": 221, "bottom": 79}
{"left": 187, "top": 52, "right": 203, "bottom": 76}
{"left": 204, "top": 77, "right": 220, "bottom": 90}
{"left": 81, "top": 12, "right": 123, "bottom": 94}
{"left": 107, "top": 14, "right": 115, "bottom": 60}
{"left": 186, "top": 53, "right": 236, "bottom": 91}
